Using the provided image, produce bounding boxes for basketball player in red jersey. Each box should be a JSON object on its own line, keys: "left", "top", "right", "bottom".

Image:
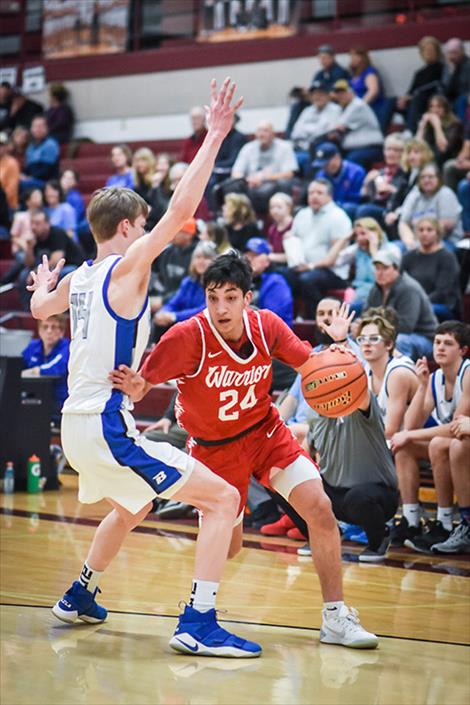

{"left": 110, "top": 253, "right": 378, "bottom": 649}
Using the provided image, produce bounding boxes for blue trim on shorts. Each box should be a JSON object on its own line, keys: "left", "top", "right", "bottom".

{"left": 101, "top": 410, "right": 183, "bottom": 494}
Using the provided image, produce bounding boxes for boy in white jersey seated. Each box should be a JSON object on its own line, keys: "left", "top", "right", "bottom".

{"left": 391, "top": 321, "right": 470, "bottom": 554}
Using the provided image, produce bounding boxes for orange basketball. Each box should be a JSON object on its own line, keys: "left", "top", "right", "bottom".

{"left": 301, "top": 348, "right": 368, "bottom": 418}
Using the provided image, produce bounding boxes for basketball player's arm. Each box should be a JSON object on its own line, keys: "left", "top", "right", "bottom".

{"left": 29, "top": 254, "right": 72, "bottom": 320}
{"left": 455, "top": 368, "right": 470, "bottom": 417}
{"left": 109, "top": 368, "right": 152, "bottom": 403}
{"left": 113, "top": 79, "right": 243, "bottom": 278}
{"left": 110, "top": 319, "right": 201, "bottom": 400}
{"left": 384, "top": 368, "right": 418, "bottom": 438}
{"left": 395, "top": 372, "right": 470, "bottom": 445}
{"left": 403, "top": 358, "right": 434, "bottom": 430}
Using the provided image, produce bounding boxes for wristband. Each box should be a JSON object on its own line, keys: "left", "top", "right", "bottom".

{"left": 334, "top": 337, "right": 348, "bottom": 344}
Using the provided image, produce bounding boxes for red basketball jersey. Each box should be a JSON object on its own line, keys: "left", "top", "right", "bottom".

{"left": 141, "top": 307, "right": 311, "bottom": 442}
{"left": 177, "top": 308, "right": 276, "bottom": 440}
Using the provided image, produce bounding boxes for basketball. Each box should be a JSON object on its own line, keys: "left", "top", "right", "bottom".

{"left": 301, "top": 349, "right": 368, "bottom": 418}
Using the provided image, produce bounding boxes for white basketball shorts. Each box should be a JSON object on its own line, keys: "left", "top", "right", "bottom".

{"left": 61, "top": 408, "right": 194, "bottom": 514}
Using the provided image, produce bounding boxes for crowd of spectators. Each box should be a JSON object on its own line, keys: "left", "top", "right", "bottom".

{"left": 1, "top": 36, "right": 469, "bottom": 555}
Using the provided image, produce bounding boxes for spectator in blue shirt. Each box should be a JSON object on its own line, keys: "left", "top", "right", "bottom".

{"left": 105, "top": 144, "right": 134, "bottom": 188}
{"left": 21, "top": 115, "right": 59, "bottom": 193}
{"left": 44, "top": 179, "right": 77, "bottom": 239}
{"left": 312, "top": 45, "right": 350, "bottom": 90}
{"left": 243, "top": 237, "right": 294, "bottom": 327}
{"left": 312, "top": 141, "right": 366, "bottom": 220}
{"left": 21, "top": 314, "right": 70, "bottom": 422}
{"left": 152, "top": 241, "right": 217, "bottom": 341}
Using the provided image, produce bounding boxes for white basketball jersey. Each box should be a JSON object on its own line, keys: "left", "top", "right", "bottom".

{"left": 366, "top": 355, "right": 416, "bottom": 424}
{"left": 62, "top": 255, "right": 151, "bottom": 415}
{"left": 431, "top": 359, "right": 470, "bottom": 425}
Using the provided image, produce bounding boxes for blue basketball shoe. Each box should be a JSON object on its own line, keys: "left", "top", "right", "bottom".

{"left": 169, "top": 605, "right": 262, "bottom": 658}
{"left": 52, "top": 581, "right": 108, "bottom": 624}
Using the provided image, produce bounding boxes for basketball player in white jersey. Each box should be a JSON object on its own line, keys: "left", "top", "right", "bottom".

{"left": 27, "top": 79, "right": 262, "bottom": 658}
{"left": 357, "top": 313, "right": 418, "bottom": 437}
{"left": 391, "top": 321, "right": 470, "bottom": 553}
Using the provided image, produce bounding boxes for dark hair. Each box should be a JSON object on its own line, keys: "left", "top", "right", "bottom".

{"left": 60, "top": 167, "right": 79, "bottom": 183}
{"left": 435, "top": 321, "right": 470, "bottom": 351}
{"left": 45, "top": 179, "right": 64, "bottom": 202}
{"left": 203, "top": 251, "right": 253, "bottom": 295}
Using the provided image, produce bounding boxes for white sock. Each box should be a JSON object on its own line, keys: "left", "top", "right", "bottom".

{"left": 324, "top": 600, "right": 344, "bottom": 617}
{"left": 402, "top": 504, "right": 420, "bottom": 527}
{"left": 79, "top": 561, "right": 103, "bottom": 593}
{"left": 437, "top": 507, "right": 453, "bottom": 531}
{"left": 189, "top": 579, "right": 219, "bottom": 612}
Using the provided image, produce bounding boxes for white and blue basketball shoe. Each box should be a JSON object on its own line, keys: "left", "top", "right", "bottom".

{"left": 52, "top": 581, "right": 108, "bottom": 624}
{"left": 169, "top": 605, "right": 262, "bottom": 658}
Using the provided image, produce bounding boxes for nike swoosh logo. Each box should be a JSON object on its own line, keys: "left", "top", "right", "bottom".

{"left": 175, "top": 637, "right": 199, "bottom": 652}
{"left": 267, "top": 424, "right": 278, "bottom": 438}
{"left": 208, "top": 351, "right": 222, "bottom": 358}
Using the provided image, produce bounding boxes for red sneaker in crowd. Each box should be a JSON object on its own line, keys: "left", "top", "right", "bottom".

{"left": 287, "top": 527, "right": 308, "bottom": 541}
{"left": 260, "top": 513, "right": 295, "bottom": 536}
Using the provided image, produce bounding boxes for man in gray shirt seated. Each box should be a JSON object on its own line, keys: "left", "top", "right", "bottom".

{"left": 328, "top": 80, "right": 384, "bottom": 169}
{"left": 366, "top": 248, "right": 438, "bottom": 360}
{"left": 231, "top": 120, "right": 298, "bottom": 213}
{"left": 309, "top": 371, "right": 400, "bottom": 563}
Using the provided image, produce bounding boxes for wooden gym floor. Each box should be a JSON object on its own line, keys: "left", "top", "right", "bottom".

{"left": 1, "top": 475, "right": 469, "bottom": 705}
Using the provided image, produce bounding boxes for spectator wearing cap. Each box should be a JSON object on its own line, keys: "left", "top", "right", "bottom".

{"left": 366, "top": 248, "right": 438, "bottom": 360}
{"left": 290, "top": 81, "right": 341, "bottom": 175}
{"left": 7, "top": 87, "right": 43, "bottom": 131}
{"left": 0, "top": 131, "right": 20, "bottom": 212}
{"left": 231, "top": 120, "right": 298, "bottom": 214}
{"left": 152, "top": 240, "right": 217, "bottom": 342}
{"left": 149, "top": 217, "right": 199, "bottom": 323}
{"left": 244, "top": 237, "right": 294, "bottom": 327}
{"left": 312, "top": 45, "right": 350, "bottom": 91}
{"left": 21, "top": 115, "right": 60, "bottom": 192}
{"left": 312, "top": 141, "right": 365, "bottom": 220}
{"left": 328, "top": 80, "right": 383, "bottom": 169}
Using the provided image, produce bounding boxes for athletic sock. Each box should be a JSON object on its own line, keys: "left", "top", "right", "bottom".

{"left": 78, "top": 561, "right": 103, "bottom": 593}
{"left": 402, "top": 504, "right": 420, "bottom": 527}
{"left": 437, "top": 507, "right": 454, "bottom": 531}
{"left": 323, "top": 600, "right": 344, "bottom": 617}
{"left": 189, "top": 579, "right": 219, "bottom": 612}
{"left": 459, "top": 507, "right": 470, "bottom": 524}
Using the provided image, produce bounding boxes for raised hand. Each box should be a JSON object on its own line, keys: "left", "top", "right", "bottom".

{"left": 26, "top": 254, "right": 65, "bottom": 293}
{"left": 205, "top": 77, "right": 244, "bottom": 139}
{"left": 415, "top": 357, "right": 430, "bottom": 387}
{"left": 321, "top": 302, "right": 355, "bottom": 342}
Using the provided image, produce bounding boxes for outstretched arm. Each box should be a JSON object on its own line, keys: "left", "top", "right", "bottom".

{"left": 115, "top": 78, "right": 243, "bottom": 279}
{"left": 29, "top": 255, "right": 72, "bottom": 320}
